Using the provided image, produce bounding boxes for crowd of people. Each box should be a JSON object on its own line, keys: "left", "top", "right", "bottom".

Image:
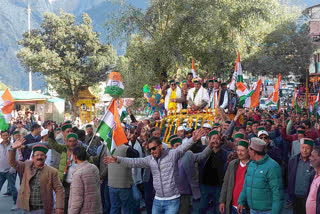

{"left": 0, "top": 75, "right": 320, "bottom": 214}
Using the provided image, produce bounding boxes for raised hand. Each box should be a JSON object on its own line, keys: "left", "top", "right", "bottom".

{"left": 192, "top": 129, "right": 205, "bottom": 142}
{"left": 103, "top": 156, "right": 117, "bottom": 164}
{"left": 12, "top": 138, "right": 26, "bottom": 149}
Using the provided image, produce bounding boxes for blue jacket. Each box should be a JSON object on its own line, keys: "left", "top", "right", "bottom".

{"left": 238, "top": 154, "right": 284, "bottom": 214}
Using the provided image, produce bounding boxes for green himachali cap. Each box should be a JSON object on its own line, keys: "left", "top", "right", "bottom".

{"left": 257, "top": 126, "right": 265, "bottom": 132}
{"left": 61, "top": 123, "right": 72, "bottom": 131}
{"left": 300, "top": 138, "right": 313, "bottom": 147}
{"left": 246, "top": 121, "right": 253, "bottom": 126}
{"left": 209, "top": 130, "right": 219, "bottom": 138}
{"left": 32, "top": 144, "right": 48, "bottom": 154}
{"left": 208, "top": 79, "right": 214, "bottom": 83}
{"left": 13, "top": 131, "right": 20, "bottom": 135}
{"left": 169, "top": 80, "right": 175, "bottom": 84}
{"left": 170, "top": 137, "right": 182, "bottom": 147}
{"left": 56, "top": 127, "right": 61, "bottom": 132}
{"left": 234, "top": 133, "right": 244, "bottom": 139}
{"left": 86, "top": 124, "right": 93, "bottom": 129}
{"left": 66, "top": 133, "right": 78, "bottom": 141}
{"left": 238, "top": 140, "right": 249, "bottom": 149}
{"left": 297, "top": 130, "right": 305, "bottom": 135}
{"left": 225, "top": 121, "right": 231, "bottom": 124}
{"left": 168, "top": 134, "right": 178, "bottom": 143}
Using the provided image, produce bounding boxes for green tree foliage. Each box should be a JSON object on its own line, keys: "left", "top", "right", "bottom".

{"left": 107, "top": 0, "right": 313, "bottom": 97}
{"left": 17, "top": 10, "right": 116, "bottom": 115}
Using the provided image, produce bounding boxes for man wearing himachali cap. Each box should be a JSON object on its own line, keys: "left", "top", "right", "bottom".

{"left": 288, "top": 138, "right": 314, "bottom": 214}
{"left": 9, "top": 142, "right": 64, "bottom": 214}
{"left": 237, "top": 137, "right": 284, "bottom": 214}
{"left": 219, "top": 140, "right": 250, "bottom": 214}
{"left": 169, "top": 135, "right": 214, "bottom": 213}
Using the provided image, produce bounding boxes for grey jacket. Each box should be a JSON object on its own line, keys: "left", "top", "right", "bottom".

{"left": 176, "top": 147, "right": 212, "bottom": 199}
{"left": 117, "top": 137, "right": 196, "bottom": 198}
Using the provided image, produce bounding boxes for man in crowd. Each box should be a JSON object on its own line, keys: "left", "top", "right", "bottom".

{"left": 106, "top": 134, "right": 139, "bottom": 214}
{"left": 187, "top": 72, "right": 194, "bottom": 88}
{"left": 68, "top": 145, "right": 102, "bottom": 214}
{"left": 198, "top": 130, "right": 228, "bottom": 214}
{"left": 258, "top": 130, "right": 282, "bottom": 164}
{"left": 104, "top": 129, "right": 204, "bottom": 213}
{"left": 210, "top": 79, "right": 228, "bottom": 110}
{"left": 9, "top": 141, "right": 64, "bottom": 214}
{"left": 48, "top": 128, "right": 79, "bottom": 214}
{"left": 288, "top": 138, "right": 314, "bottom": 214}
{"left": 0, "top": 130, "right": 18, "bottom": 211}
{"left": 16, "top": 120, "right": 28, "bottom": 137}
{"left": 187, "top": 79, "right": 209, "bottom": 111}
{"left": 22, "top": 124, "right": 41, "bottom": 161}
{"left": 170, "top": 135, "right": 213, "bottom": 213}
{"left": 84, "top": 124, "right": 101, "bottom": 149}
{"left": 237, "top": 138, "right": 284, "bottom": 214}
{"left": 219, "top": 140, "right": 250, "bottom": 214}
{"left": 176, "top": 126, "right": 187, "bottom": 144}
{"left": 164, "top": 79, "right": 183, "bottom": 113}
{"left": 306, "top": 146, "right": 320, "bottom": 214}
{"left": 248, "top": 121, "right": 259, "bottom": 140}
{"left": 207, "top": 79, "right": 214, "bottom": 98}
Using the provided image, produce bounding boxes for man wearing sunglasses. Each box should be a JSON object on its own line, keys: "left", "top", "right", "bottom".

{"left": 164, "top": 80, "right": 184, "bottom": 113}
{"left": 258, "top": 130, "right": 282, "bottom": 166}
{"left": 104, "top": 129, "right": 204, "bottom": 214}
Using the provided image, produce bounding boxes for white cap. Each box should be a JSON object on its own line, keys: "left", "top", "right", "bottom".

{"left": 177, "top": 126, "right": 185, "bottom": 131}
{"left": 202, "top": 123, "right": 212, "bottom": 129}
{"left": 41, "top": 129, "right": 49, "bottom": 137}
{"left": 258, "top": 130, "right": 269, "bottom": 137}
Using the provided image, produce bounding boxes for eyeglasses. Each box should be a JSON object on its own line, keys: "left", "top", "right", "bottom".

{"left": 259, "top": 136, "right": 269, "bottom": 140}
{"left": 148, "top": 145, "right": 159, "bottom": 152}
{"left": 170, "top": 83, "right": 176, "bottom": 86}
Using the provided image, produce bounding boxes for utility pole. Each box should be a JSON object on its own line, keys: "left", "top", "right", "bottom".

{"left": 27, "top": 2, "right": 32, "bottom": 91}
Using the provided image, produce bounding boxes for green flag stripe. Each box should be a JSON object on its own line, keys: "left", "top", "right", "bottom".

{"left": 96, "top": 121, "right": 112, "bottom": 142}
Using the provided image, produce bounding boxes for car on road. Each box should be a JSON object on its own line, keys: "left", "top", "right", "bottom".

{"left": 260, "top": 98, "right": 267, "bottom": 110}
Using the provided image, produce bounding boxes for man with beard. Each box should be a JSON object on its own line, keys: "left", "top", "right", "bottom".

{"left": 198, "top": 130, "right": 228, "bottom": 214}
{"left": 164, "top": 80, "right": 184, "bottom": 113}
{"left": 9, "top": 141, "right": 64, "bottom": 214}
{"left": 84, "top": 124, "right": 101, "bottom": 151}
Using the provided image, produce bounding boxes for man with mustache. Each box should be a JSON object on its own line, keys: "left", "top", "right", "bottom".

{"left": 9, "top": 140, "right": 64, "bottom": 214}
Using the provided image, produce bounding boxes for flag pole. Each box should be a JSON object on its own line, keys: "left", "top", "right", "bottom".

{"left": 86, "top": 98, "right": 113, "bottom": 152}
{"left": 305, "top": 64, "right": 309, "bottom": 108}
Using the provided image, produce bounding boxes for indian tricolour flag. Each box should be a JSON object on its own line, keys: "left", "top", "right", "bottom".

{"left": 0, "top": 89, "right": 14, "bottom": 131}
{"left": 96, "top": 99, "right": 128, "bottom": 154}
{"left": 104, "top": 72, "right": 124, "bottom": 97}
{"left": 118, "top": 99, "right": 127, "bottom": 122}
{"left": 243, "top": 79, "right": 262, "bottom": 108}
{"left": 292, "top": 88, "right": 301, "bottom": 113}
{"left": 231, "top": 52, "right": 250, "bottom": 106}
{"left": 191, "top": 58, "right": 198, "bottom": 78}
{"left": 313, "top": 90, "right": 320, "bottom": 116}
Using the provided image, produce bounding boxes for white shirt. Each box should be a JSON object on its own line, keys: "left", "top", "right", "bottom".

{"left": 66, "top": 154, "right": 77, "bottom": 183}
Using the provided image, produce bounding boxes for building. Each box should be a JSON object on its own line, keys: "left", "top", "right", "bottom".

{"left": 0, "top": 91, "right": 65, "bottom": 123}
{"left": 305, "top": 4, "right": 320, "bottom": 73}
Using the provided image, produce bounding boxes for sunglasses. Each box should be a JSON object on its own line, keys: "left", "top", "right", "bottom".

{"left": 148, "top": 145, "right": 159, "bottom": 152}
{"left": 170, "top": 83, "right": 176, "bottom": 86}
{"left": 259, "top": 136, "right": 269, "bottom": 140}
